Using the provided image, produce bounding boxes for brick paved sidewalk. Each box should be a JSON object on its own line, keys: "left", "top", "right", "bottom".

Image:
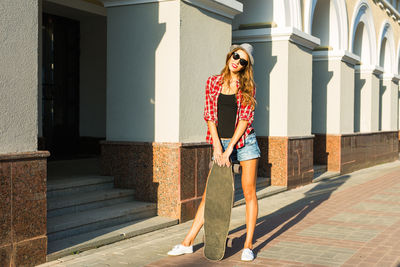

{"left": 39, "top": 161, "right": 400, "bottom": 267}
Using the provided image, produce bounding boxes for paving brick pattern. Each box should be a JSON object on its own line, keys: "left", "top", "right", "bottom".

{"left": 297, "top": 224, "right": 382, "bottom": 242}
{"left": 329, "top": 212, "right": 399, "bottom": 226}
{"left": 38, "top": 161, "right": 400, "bottom": 267}
{"left": 368, "top": 194, "right": 400, "bottom": 202}
{"left": 257, "top": 241, "right": 356, "bottom": 267}
{"left": 351, "top": 202, "right": 400, "bottom": 213}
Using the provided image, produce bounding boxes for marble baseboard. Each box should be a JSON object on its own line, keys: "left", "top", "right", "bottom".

{"left": 314, "top": 134, "right": 341, "bottom": 172}
{"left": 0, "top": 151, "right": 49, "bottom": 267}
{"left": 101, "top": 141, "right": 212, "bottom": 222}
{"left": 257, "top": 136, "right": 314, "bottom": 188}
{"left": 314, "top": 132, "right": 399, "bottom": 173}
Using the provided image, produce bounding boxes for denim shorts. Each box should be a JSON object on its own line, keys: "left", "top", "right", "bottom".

{"left": 219, "top": 132, "right": 261, "bottom": 163}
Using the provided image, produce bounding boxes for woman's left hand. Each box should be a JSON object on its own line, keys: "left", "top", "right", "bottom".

{"left": 220, "top": 146, "right": 233, "bottom": 167}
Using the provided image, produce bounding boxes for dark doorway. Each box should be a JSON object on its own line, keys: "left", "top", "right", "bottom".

{"left": 42, "top": 13, "right": 80, "bottom": 159}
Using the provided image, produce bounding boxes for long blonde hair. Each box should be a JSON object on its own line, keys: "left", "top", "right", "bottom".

{"left": 220, "top": 48, "right": 256, "bottom": 109}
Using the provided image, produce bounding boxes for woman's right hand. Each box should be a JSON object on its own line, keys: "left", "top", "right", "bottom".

{"left": 213, "top": 144, "right": 223, "bottom": 166}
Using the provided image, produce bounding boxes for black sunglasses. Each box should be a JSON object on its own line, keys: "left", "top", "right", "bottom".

{"left": 232, "top": 52, "right": 248, "bottom": 67}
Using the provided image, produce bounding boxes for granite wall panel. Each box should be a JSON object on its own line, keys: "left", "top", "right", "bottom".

{"left": 256, "top": 137, "right": 269, "bottom": 178}
{"left": 0, "top": 151, "right": 49, "bottom": 267}
{"left": 15, "top": 237, "right": 47, "bottom": 267}
{"left": 314, "top": 132, "right": 398, "bottom": 174}
{"left": 180, "top": 147, "right": 196, "bottom": 201}
{"left": 268, "top": 137, "right": 288, "bottom": 186}
{"left": 100, "top": 142, "right": 156, "bottom": 202}
{"left": 101, "top": 141, "right": 212, "bottom": 222}
{"left": 287, "top": 137, "right": 314, "bottom": 188}
{"left": 0, "top": 245, "right": 11, "bottom": 267}
{"left": 0, "top": 162, "right": 11, "bottom": 246}
{"left": 196, "top": 147, "right": 212, "bottom": 196}
{"left": 341, "top": 131, "right": 398, "bottom": 174}
{"left": 153, "top": 143, "right": 180, "bottom": 219}
{"left": 257, "top": 136, "right": 314, "bottom": 188}
{"left": 12, "top": 160, "right": 46, "bottom": 242}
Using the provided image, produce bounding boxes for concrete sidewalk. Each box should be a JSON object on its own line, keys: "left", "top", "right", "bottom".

{"left": 38, "top": 160, "right": 400, "bottom": 267}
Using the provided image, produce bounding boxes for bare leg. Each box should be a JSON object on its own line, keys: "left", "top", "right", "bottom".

{"left": 240, "top": 158, "right": 259, "bottom": 249}
{"left": 181, "top": 187, "right": 207, "bottom": 246}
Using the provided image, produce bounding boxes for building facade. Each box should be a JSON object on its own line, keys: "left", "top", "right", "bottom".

{"left": 1, "top": 0, "right": 399, "bottom": 265}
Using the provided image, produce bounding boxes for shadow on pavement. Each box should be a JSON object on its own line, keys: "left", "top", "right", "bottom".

{"left": 224, "top": 174, "right": 351, "bottom": 259}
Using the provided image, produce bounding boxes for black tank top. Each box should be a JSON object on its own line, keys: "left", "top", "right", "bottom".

{"left": 217, "top": 93, "right": 237, "bottom": 138}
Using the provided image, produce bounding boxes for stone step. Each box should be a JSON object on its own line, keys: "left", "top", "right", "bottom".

{"left": 47, "top": 175, "right": 114, "bottom": 198}
{"left": 314, "top": 164, "right": 328, "bottom": 174}
{"left": 47, "top": 201, "right": 156, "bottom": 242}
{"left": 47, "top": 188, "right": 135, "bottom": 218}
{"left": 47, "top": 216, "right": 178, "bottom": 261}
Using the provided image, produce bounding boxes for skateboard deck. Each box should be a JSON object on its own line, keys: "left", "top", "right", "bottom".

{"left": 203, "top": 162, "right": 234, "bottom": 261}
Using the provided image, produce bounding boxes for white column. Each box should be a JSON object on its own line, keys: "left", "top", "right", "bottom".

{"left": 102, "top": 0, "right": 242, "bottom": 143}
{"left": 354, "top": 65, "right": 383, "bottom": 132}
{"left": 312, "top": 50, "right": 360, "bottom": 134}
{"left": 0, "top": 0, "right": 39, "bottom": 153}
{"left": 380, "top": 73, "right": 399, "bottom": 131}
{"left": 233, "top": 27, "right": 320, "bottom": 137}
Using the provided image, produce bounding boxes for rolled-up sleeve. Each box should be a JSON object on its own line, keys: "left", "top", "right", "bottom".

{"left": 203, "top": 76, "right": 214, "bottom": 122}
{"left": 238, "top": 87, "right": 256, "bottom": 122}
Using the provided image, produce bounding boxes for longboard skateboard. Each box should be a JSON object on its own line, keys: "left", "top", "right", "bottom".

{"left": 203, "top": 162, "right": 235, "bottom": 261}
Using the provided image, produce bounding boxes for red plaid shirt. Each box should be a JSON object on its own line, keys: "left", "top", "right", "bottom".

{"left": 203, "top": 74, "right": 255, "bottom": 149}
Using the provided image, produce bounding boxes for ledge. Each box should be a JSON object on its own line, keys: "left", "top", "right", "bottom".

{"left": 312, "top": 50, "right": 360, "bottom": 65}
{"left": 256, "top": 135, "right": 315, "bottom": 140}
{"left": 232, "top": 27, "right": 320, "bottom": 50}
{"left": 354, "top": 64, "right": 384, "bottom": 75}
{"left": 0, "top": 151, "right": 50, "bottom": 161}
{"left": 314, "top": 131, "right": 398, "bottom": 137}
{"left": 374, "top": 0, "right": 400, "bottom": 24}
{"left": 380, "top": 72, "right": 400, "bottom": 82}
{"left": 182, "top": 0, "right": 243, "bottom": 19}
{"left": 101, "top": 140, "right": 211, "bottom": 148}
{"left": 101, "top": 0, "right": 243, "bottom": 19}
{"left": 101, "top": 0, "right": 173, "bottom": 8}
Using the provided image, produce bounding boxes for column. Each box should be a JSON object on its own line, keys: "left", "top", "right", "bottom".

{"left": 233, "top": 27, "right": 320, "bottom": 188}
{"left": 100, "top": 0, "right": 242, "bottom": 222}
{"left": 0, "top": 0, "right": 49, "bottom": 266}
{"left": 354, "top": 65, "right": 382, "bottom": 132}
{"left": 312, "top": 50, "right": 360, "bottom": 172}
{"left": 380, "top": 73, "right": 399, "bottom": 131}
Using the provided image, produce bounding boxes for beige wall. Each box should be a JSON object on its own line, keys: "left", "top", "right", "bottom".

{"left": 179, "top": 1, "right": 232, "bottom": 142}
{"left": 251, "top": 41, "right": 273, "bottom": 136}
{"left": 0, "top": 0, "right": 39, "bottom": 153}
{"left": 312, "top": 59, "right": 355, "bottom": 134}
{"left": 246, "top": 34, "right": 315, "bottom": 137}
{"left": 106, "top": 2, "right": 176, "bottom": 142}
{"left": 287, "top": 41, "right": 313, "bottom": 136}
{"left": 355, "top": 71, "right": 380, "bottom": 132}
{"left": 380, "top": 78, "right": 399, "bottom": 130}
{"left": 346, "top": 0, "right": 400, "bottom": 73}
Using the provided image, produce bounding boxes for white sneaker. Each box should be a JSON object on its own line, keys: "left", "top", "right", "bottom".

{"left": 167, "top": 244, "right": 193, "bottom": 256}
{"left": 241, "top": 248, "right": 254, "bottom": 261}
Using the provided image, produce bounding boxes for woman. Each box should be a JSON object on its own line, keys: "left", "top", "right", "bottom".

{"left": 168, "top": 43, "right": 260, "bottom": 262}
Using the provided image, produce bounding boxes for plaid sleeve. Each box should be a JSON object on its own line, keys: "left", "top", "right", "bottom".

{"left": 238, "top": 87, "right": 256, "bottom": 122}
{"left": 203, "top": 76, "right": 215, "bottom": 122}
